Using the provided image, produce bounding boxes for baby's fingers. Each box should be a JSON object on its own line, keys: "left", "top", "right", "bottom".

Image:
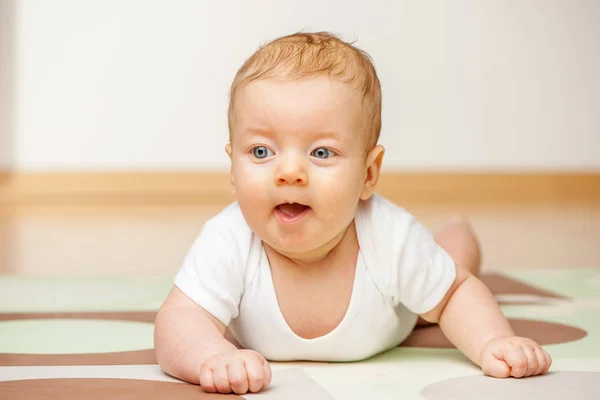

{"left": 213, "top": 363, "right": 232, "bottom": 393}
{"left": 244, "top": 356, "right": 268, "bottom": 393}
{"left": 228, "top": 358, "right": 249, "bottom": 395}
{"left": 536, "top": 346, "right": 552, "bottom": 375}
{"left": 544, "top": 350, "right": 552, "bottom": 374}
{"left": 199, "top": 366, "right": 216, "bottom": 393}
{"left": 522, "top": 346, "right": 538, "bottom": 377}
{"left": 481, "top": 354, "right": 510, "bottom": 378}
{"left": 532, "top": 347, "right": 546, "bottom": 375}
{"left": 263, "top": 358, "right": 273, "bottom": 388}
{"left": 505, "top": 346, "right": 528, "bottom": 378}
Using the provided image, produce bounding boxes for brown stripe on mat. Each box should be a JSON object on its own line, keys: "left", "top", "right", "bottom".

{"left": 481, "top": 273, "right": 568, "bottom": 302}
{"left": 0, "top": 311, "right": 157, "bottom": 322}
{"left": 0, "top": 378, "right": 241, "bottom": 399}
{"left": 401, "top": 319, "right": 587, "bottom": 349}
{"left": 0, "top": 350, "right": 157, "bottom": 367}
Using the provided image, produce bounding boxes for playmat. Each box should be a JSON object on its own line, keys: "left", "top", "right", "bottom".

{"left": 0, "top": 269, "right": 599, "bottom": 399}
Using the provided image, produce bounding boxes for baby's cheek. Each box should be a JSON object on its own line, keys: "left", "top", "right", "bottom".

{"left": 238, "top": 175, "right": 263, "bottom": 191}
{"left": 237, "top": 183, "right": 269, "bottom": 208}
{"left": 312, "top": 170, "right": 362, "bottom": 212}
{"left": 235, "top": 173, "right": 271, "bottom": 230}
{"left": 328, "top": 167, "right": 362, "bottom": 194}
{"left": 233, "top": 164, "right": 270, "bottom": 195}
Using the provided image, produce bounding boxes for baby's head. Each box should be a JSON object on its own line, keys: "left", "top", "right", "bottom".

{"left": 225, "top": 32, "right": 385, "bottom": 260}
{"left": 228, "top": 32, "right": 382, "bottom": 152}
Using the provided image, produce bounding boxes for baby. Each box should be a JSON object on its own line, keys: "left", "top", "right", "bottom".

{"left": 154, "top": 32, "right": 552, "bottom": 395}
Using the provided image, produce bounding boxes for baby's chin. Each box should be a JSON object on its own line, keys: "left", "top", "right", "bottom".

{"left": 263, "top": 236, "right": 331, "bottom": 261}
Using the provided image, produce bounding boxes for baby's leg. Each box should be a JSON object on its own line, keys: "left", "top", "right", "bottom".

{"left": 416, "top": 215, "right": 482, "bottom": 326}
{"left": 433, "top": 215, "right": 481, "bottom": 276}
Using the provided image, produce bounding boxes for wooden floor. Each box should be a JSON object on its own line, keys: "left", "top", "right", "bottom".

{"left": 1, "top": 200, "right": 599, "bottom": 276}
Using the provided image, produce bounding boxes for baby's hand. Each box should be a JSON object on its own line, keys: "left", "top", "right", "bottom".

{"left": 198, "top": 349, "right": 272, "bottom": 394}
{"left": 480, "top": 336, "right": 552, "bottom": 378}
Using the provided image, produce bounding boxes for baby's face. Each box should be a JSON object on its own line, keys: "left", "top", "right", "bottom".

{"left": 227, "top": 77, "right": 374, "bottom": 258}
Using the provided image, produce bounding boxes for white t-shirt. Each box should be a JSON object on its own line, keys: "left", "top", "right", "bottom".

{"left": 174, "top": 194, "right": 456, "bottom": 362}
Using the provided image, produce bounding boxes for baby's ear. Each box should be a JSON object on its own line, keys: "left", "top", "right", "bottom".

{"left": 360, "top": 145, "right": 385, "bottom": 200}
{"left": 225, "top": 143, "right": 236, "bottom": 196}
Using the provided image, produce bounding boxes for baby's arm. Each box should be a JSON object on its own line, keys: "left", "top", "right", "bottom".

{"left": 154, "top": 286, "right": 235, "bottom": 384}
{"left": 419, "top": 266, "right": 552, "bottom": 378}
{"left": 154, "top": 286, "right": 271, "bottom": 393}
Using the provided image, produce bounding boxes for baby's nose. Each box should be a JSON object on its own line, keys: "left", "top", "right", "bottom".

{"left": 275, "top": 155, "right": 308, "bottom": 185}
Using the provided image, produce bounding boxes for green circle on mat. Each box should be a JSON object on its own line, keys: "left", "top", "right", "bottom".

{"left": 0, "top": 319, "right": 154, "bottom": 354}
{"left": 0, "top": 278, "right": 170, "bottom": 312}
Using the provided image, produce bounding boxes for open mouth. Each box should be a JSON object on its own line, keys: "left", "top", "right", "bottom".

{"left": 274, "top": 202, "right": 311, "bottom": 224}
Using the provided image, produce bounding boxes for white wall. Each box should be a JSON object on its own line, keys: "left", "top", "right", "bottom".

{"left": 0, "top": 0, "right": 15, "bottom": 170}
{"left": 2, "top": 0, "right": 599, "bottom": 171}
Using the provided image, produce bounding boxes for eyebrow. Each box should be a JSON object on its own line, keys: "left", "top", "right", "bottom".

{"left": 309, "top": 130, "right": 342, "bottom": 141}
{"left": 244, "top": 127, "right": 342, "bottom": 141}
{"left": 244, "top": 127, "right": 274, "bottom": 137}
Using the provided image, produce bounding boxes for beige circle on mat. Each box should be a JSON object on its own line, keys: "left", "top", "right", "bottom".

{"left": 401, "top": 319, "right": 587, "bottom": 349}
{"left": 0, "top": 378, "right": 242, "bottom": 399}
{"left": 421, "top": 371, "right": 600, "bottom": 400}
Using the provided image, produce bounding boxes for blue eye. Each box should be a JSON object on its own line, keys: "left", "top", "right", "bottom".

{"left": 251, "top": 146, "right": 274, "bottom": 159}
{"left": 311, "top": 147, "right": 334, "bottom": 159}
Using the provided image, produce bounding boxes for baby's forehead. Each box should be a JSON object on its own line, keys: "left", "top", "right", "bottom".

{"left": 230, "top": 77, "right": 375, "bottom": 149}
{"left": 237, "top": 78, "right": 364, "bottom": 117}
{"left": 241, "top": 76, "right": 362, "bottom": 99}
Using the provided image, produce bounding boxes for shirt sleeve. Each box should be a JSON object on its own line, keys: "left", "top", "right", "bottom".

{"left": 358, "top": 195, "right": 457, "bottom": 315}
{"left": 173, "top": 218, "right": 245, "bottom": 327}
{"left": 392, "top": 217, "right": 457, "bottom": 314}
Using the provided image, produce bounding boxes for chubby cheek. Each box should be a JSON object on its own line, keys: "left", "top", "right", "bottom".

{"left": 232, "top": 160, "right": 273, "bottom": 219}
{"left": 310, "top": 166, "right": 363, "bottom": 223}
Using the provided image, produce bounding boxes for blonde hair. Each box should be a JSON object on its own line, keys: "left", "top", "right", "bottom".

{"left": 228, "top": 32, "right": 382, "bottom": 150}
